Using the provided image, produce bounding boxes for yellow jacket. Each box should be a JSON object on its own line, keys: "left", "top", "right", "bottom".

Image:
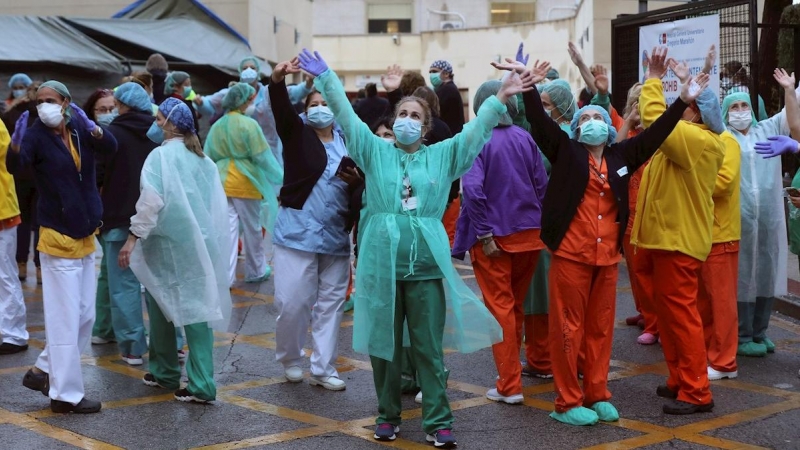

{"left": 0, "top": 120, "right": 20, "bottom": 222}
{"left": 630, "top": 79, "right": 725, "bottom": 261}
{"left": 712, "top": 132, "right": 742, "bottom": 243}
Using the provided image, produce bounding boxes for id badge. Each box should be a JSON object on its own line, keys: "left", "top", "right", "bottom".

{"left": 402, "top": 196, "right": 418, "bottom": 211}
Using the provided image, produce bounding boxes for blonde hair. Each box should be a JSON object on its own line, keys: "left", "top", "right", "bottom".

{"left": 394, "top": 96, "right": 432, "bottom": 132}
{"left": 623, "top": 83, "right": 643, "bottom": 116}
{"left": 183, "top": 132, "right": 204, "bottom": 158}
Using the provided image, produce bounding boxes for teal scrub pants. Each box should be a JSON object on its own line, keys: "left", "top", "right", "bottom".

{"left": 92, "top": 234, "right": 114, "bottom": 340}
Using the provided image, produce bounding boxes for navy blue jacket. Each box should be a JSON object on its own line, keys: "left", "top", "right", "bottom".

{"left": 7, "top": 117, "right": 117, "bottom": 239}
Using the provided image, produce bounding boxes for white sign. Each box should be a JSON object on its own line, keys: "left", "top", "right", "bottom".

{"left": 355, "top": 75, "right": 383, "bottom": 89}
{"left": 639, "top": 15, "right": 720, "bottom": 105}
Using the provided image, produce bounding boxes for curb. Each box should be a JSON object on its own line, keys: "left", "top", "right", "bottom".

{"left": 775, "top": 295, "right": 800, "bottom": 321}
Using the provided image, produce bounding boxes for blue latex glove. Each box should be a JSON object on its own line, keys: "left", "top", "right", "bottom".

{"left": 515, "top": 42, "right": 529, "bottom": 66}
{"left": 755, "top": 135, "right": 799, "bottom": 158}
{"left": 11, "top": 111, "right": 29, "bottom": 147}
{"left": 69, "top": 103, "right": 97, "bottom": 133}
{"left": 297, "top": 49, "right": 329, "bottom": 77}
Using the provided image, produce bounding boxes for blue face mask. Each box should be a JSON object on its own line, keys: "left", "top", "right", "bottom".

{"left": 307, "top": 105, "right": 334, "bottom": 129}
{"left": 96, "top": 112, "right": 117, "bottom": 127}
{"left": 393, "top": 117, "right": 423, "bottom": 145}
{"left": 578, "top": 119, "right": 609, "bottom": 146}
{"left": 240, "top": 67, "right": 258, "bottom": 84}
{"left": 146, "top": 121, "right": 164, "bottom": 144}
{"left": 12, "top": 89, "right": 26, "bottom": 99}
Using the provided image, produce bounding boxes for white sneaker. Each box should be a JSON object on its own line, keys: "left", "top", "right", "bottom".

{"left": 284, "top": 366, "right": 303, "bottom": 383}
{"left": 486, "top": 388, "right": 524, "bottom": 404}
{"left": 309, "top": 375, "right": 346, "bottom": 391}
{"left": 91, "top": 336, "right": 114, "bottom": 345}
{"left": 707, "top": 366, "right": 738, "bottom": 380}
{"left": 415, "top": 391, "right": 422, "bottom": 404}
{"left": 122, "top": 355, "right": 143, "bottom": 366}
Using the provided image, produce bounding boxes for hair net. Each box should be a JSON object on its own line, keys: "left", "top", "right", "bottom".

{"left": 222, "top": 83, "right": 256, "bottom": 111}
{"left": 430, "top": 60, "right": 453, "bottom": 74}
{"left": 539, "top": 79, "right": 576, "bottom": 122}
{"left": 721, "top": 92, "right": 757, "bottom": 129}
{"left": 570, "top": 105, "right": 617, "bottom": 145}
{"left": 238, "top": 57, "right": 260, "bottom": 74}
{"left": 159, "top": 97, "right": 196, "bottom": 134}
{"left": 694, "top": 89, "right": 725, "bottom": 134}
{"left": 114, "top": 82, "right": 152, "bottom": 113}
{"left": 473, "top": 79, "right": 517, "bottom": 126}
{"left": 164, "top": 71, "right": 190, "bottom": 95}
{"left": 146, "top": 53, "right": 168, "bottom": 72}
{"left": 8, "top": 73, "right": 32, "bottom": 89}
{"left": 39, "top": 80, "right": 71, "bottom": 100}
{"left": 546, "top": 68, "right": 560, "bottom": 80}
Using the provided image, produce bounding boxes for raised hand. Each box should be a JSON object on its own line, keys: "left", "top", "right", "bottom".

{"left": 10, "top": 111, "right": 29, "bottom": 149}
{"left": 297, "top": 49, "right": 329, "bottom": 77}
{"left": 774, "top": 68, "right": 796, "bottom": 91}
{"left": 271, "top": 57, "right": 302, "bottom": 83}
{"left": 70, "top": 103, "right": 97, "bottom": 133}
{"left": 497, "top": 71, "right": 530, "bottom": 103}
{"left": 755, "top": 135, "right": 800, "bottom": 158}
{"left": 515, "top": 42, "right": 529, "bottom": 66}
{"left": 567, "top": 42, "right": 583, "bottom": 66}
{"left": 593, "top": 65, "right": 609, "bottom": 94}
{"left": 646, "top": 47, "right": 669, "bottom": 80}
{"left": 491, "top": 57, "right": 527, "bottom": 74}
{"left": 624, "top": 102, "right": 640, "bottom": 125}
{"left": 381, "top": 64, "right": 403, "bottom": 92}
{"left": 702, "top": 44, "right": 716, "bottom": 74}
{"left": 679, "top": 73, "right": 710, "bottom": 104}
{"left": 669, "top": 59, "right": 690, "bottom": 83}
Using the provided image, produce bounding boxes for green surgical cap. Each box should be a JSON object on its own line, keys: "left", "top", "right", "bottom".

{"left": 546, "top": 68, "right": 560, "bottom": 80}
{"left": 38, "top": 80, "right": 71, "bottom": 100}
{"left": 164, "top": 71, "right": 190, "bottom": 95}
{"left": 539, "top": 79, "right": 576, "bottom": 122}
{"left": 721, "top": 92, "right": 757, "bottom": 129}
{"left": 222, "top": 82, "right": 256, "bottom": 111}
{"left": 473, "top": 79, "right": 517, "bottom": 126}
{"left": 238, "top": 57, "right": 260, "bottom": 74}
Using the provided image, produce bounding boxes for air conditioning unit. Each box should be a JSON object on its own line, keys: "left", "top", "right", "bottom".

{"left": 440, "top": 20, "right": 463, "bottom": 30}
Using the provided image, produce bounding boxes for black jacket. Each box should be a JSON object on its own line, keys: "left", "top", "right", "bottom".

{"left": 522, "top": 87, "right": 688, "bottom": 253}
{"left": 269, "top": 78, "right": 329, "bottom": 210}
{"left": 101, "top": 111, "right": 158, "bottom": 231}
{"left": 354, "top": 95, "right": 390, "bottom": 128}
{"left": 435, "top": 81, "right": 465, "bottom": 135}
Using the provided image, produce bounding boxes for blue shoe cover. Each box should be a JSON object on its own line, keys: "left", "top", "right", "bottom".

{"left": 590, "top": 401, "right": 619, "bottom": 422}
{"left": 549, "top": 406, "right": 599, "bottom": 426}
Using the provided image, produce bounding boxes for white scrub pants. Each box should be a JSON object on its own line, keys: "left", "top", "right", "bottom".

{"left": 273, "top": 244, "right": 349, "bottom": 378}
{"left": 0, "top": 227, "right": 28, "bottom": 346}
{"left": 228, "top": 198, "right": 267, "bottom": 285}
{"left": 35, "top": 253, "right": 96, "bottom": 405}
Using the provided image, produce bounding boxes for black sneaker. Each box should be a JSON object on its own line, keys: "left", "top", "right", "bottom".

{"left": 663, "top": 399, "right": 714, "bottom": 415}
{"left": 142, "top": 373, "right": 165, "bottom": 388}
{"left": 373, "top": 423, "right": 399, "bottom": 441}
{"left": 22, "top": 368, "right": 49, "bottom": 396}
{"left": 174, "top": 388, "right": 211, "bottom": 404}
{"left": 656, "top": 385, "right": 678, "bottom": 399}
{"left": 51, "top": 398, "right": 102, "bottom": 414}
{"left": 0, "top": 343, "right": 28, "bottom": 355}
{"left": 426, "top": 429, "right": 457, "bottom": 448}
{"left": 522, "top": 366, "right": 553, "bottom": 379}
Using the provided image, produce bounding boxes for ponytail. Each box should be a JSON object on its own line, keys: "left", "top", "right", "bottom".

{"left": 184, "top": 132, "right": 204, "bottom": 158}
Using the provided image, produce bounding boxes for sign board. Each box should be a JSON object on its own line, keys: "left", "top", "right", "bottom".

{"left": 355, "top": 74, "right": 383, "bottom": 89}
{"left": 639, "top": 15, "right": 720, "bottom": 105}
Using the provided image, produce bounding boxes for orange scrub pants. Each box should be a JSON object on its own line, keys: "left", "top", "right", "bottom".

{"left": 471, "top": 245, "right": 539, "bottom": 396}
{"left": 548, "top": 255, "right": 617, "bottom": 412}
{"left": 641, "top": 249, "right": 712, "bottom": 405}
{"left": 697, "top": 242, "right": 739, "bottom": 373}
{"left": 442, "top": 198, "right": 461, "bottom": 248}
{"left": 623, "top": 234, "right": 658, "bottom": 336}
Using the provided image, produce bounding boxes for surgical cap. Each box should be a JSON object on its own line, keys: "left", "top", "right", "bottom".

{"left": 8, "top": 73, "right": 32, "bottom": 89}
{"left": 546, "top": 68, "right": 560, "bottom": 80}
{"left": 164, "top": 71, "right": 190, "bottom": 95}
{"left": 158, "top": 97, "right": 196, "bottom": 134}
{"left": 38, "top": 80, "right": 71, "bottom": 100}
{"left": 570, "top": 105, "right": 617, "bottom": 145}
{"left": 721, "top": 92, "right": 757, "bottom": 129}
{"left": 473, "top": 79, "right": 517, "bottom": 127}
{"left": 539, "top": 79, "right": 576, "bottom": 122}
{"left": 430, "top": 60, "right": 453, "bottom": 74}
{"left": 694, "top": 89, "right": 725, "bottom": 134}
{"left": 238, "top": 57, "right": 260, "bottom": 74}
{"left": 114, "top": 82, "right": 152, "bottom": 113}
{"left": 222, "top": 83, "right": 256, "bottom": 111}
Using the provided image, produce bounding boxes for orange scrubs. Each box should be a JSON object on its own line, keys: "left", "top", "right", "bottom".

{"left": 442, "top": 197, "right": 461, "bottom": 248}
{"left": 697, "top": 242, "right": 739, "bottom": 372}
{"left": 549, "top": 155, "right": 620, "bottom": 412}
{"left": 471, "top": 228, "right": 543, "bottom": 396}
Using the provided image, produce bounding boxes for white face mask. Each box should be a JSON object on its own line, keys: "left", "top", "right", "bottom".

{"left": 244, "top": 104, "right": 256, "bottom": 116}
{"left": 728, "top": 110, "right": 752, "bottom": 131}
{"left": 37, "top": 102, "right": 64, "bottom": 128}
{"left": 382, "top": 137, "right": 396, "bottom": 144}
{"left": 240, "top": 67, "right": 258, "bottom": 84}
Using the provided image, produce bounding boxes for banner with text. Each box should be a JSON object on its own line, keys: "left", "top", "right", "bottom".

{"left": 639, "top": 15, "right": 720, "bottom": 105}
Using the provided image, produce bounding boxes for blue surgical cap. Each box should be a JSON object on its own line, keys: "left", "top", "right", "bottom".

{"left": 158, "top": 97, "right": 195, "bottom": 134}
{"left": 8, "top": 73, "right": 32, "bottom": 89}
{"left": 114, "top": 82, "right": 152, "bottom": 113}
{"left": 570, "top": 105, "right": 617, "bottom": 145}
{"left": 222, "top": 83, "right": 256, "bottom": 111}
{"left": 694, "top": 88, "right": 725, "bottom": 134}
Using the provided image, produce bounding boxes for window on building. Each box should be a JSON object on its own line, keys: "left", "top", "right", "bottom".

{"left": 490, "top": 1, "right": 536, "bottom": 25}
{"left": 368, "top": 2, "right": 413, "bottom": 34}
